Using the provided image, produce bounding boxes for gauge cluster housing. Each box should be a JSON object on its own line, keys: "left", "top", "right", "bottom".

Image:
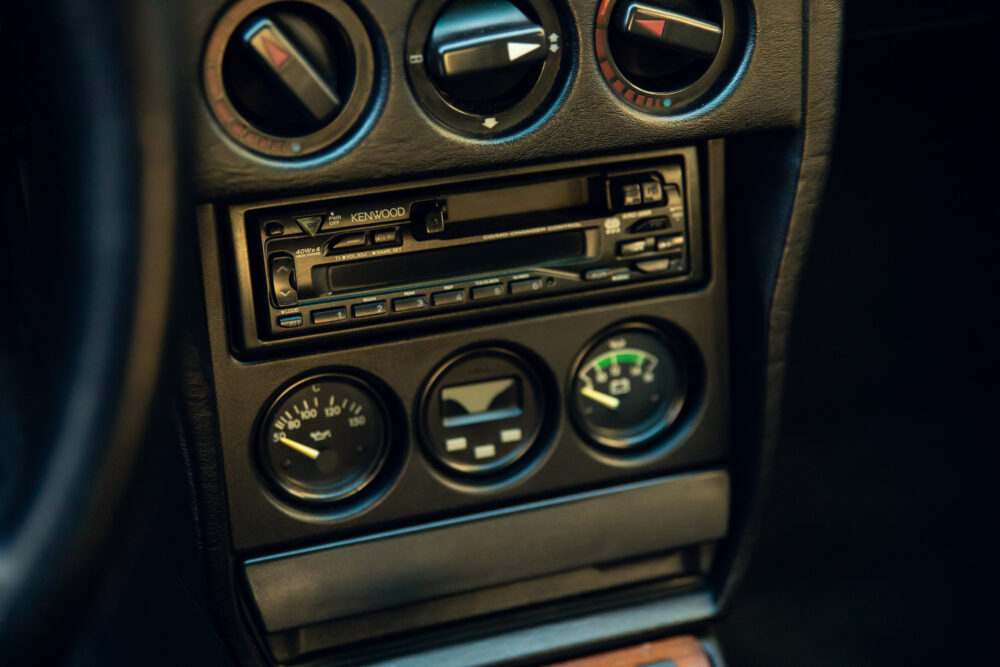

{"left": 200, "top": 150, "right": 727, "bottom": 549}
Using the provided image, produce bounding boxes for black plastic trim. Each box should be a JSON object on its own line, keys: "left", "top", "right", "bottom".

{"left": 245, "top": 469, "right": 728, "bottom": 632}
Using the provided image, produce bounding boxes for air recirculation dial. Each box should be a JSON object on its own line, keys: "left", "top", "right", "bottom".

{"left": 596, "top": 0, "right": 738, "bottom": 114}
{"left": 204, "top": 0, "right": 377, "bottom": 158}
{"left": 406, "top": 0, "right": 568, "bottom": 136}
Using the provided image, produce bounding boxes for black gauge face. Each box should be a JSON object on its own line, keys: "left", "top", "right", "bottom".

{"left": 258, "top": 374, "right": 389, "bottom": 504}
{"left": 571, "top": 326, "right": 686, "bottom": 449}
{"left": 420, "top": 349, "right": 546, "bottom": 477}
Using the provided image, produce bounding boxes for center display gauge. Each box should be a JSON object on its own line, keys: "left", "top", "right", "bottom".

{"left": 570, "top": 323, "right": 687, "bottom": 449}
{"left": 419, "top": 347, "right": 552, "bottom": 480}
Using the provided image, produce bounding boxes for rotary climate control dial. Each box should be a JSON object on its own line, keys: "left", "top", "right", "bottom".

{"left": 596, "top": 0, "right": 737, "bottom": 114}
{"left": 204, "top": 0, "right": 376, "bottom": 158}
{"left": 407, "top": 0, "right": 567, "bottom": 135}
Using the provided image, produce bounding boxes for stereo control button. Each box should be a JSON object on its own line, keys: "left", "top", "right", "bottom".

{"left": 629, "top": 216, "right": 669, "bottom": 233}
{"left": 622, "top": 183, "right": 643, "bottom": 207}
{"left": 618, "top": 239, "right": 648, "bottom": 256}
{"left": 278, "top": 314, "right": 303, "bottom": 328}
{"left": 432, "top": 289, "right": 466, "bottom": 306}
{"left": 423, "top": 208, "right": 446, "bottom": 234}
{"left": 312, "top": 307, "right": 347, "bottom": 324}
{"left": 393, "top": 295, "right": 428, "bottom": 312}
{"left": 296, "top": 215, "right": 323, "bottom": 236}
{"left": 471, "top": 284, "right": 504, "bottom": 300}
{"left": 330, "top": 232, "right": 368, "bottom": 250}
{"left": 372, "top": 228, "right": 399, "bottom": 245}
{"left": 270, "top": 255, "right": 298, "bottom": 308}
{"left": 353, "top": 301, "right": 387, "bottom": 318}
{"left": 583, "top": 267, "right": 613, "bottom": 281}
{"left": 634, "top": 259, "right": 672, "bottom": 273}
{"left": 655, "top": 234, "right": 685, "bottom": 252}
{"left": 642, "top": 181, "right": 663, "bottom": 204}
{"left": 509, "top": 277, "right": 543, "bottom": 294}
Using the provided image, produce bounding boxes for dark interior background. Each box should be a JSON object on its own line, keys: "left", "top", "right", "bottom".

{"left": 39, "top": 1, "right": 1000, "bottom": 664}
{"left": 717, "top": 2, "right": 1000, "bottom": 664}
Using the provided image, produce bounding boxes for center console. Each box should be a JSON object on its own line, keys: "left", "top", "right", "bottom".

{"left": 181, "top": 0, "right": 842, "bottom": 663}
{"left": 199, "top": 143, "right": 729, "bottom": 662}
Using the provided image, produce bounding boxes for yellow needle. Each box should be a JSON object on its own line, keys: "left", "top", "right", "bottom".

{"left": 279, "top": 436, "right": 320, "bottom": 460}
{"left": 581, "top": 386, "right": 620, "bottom": 410}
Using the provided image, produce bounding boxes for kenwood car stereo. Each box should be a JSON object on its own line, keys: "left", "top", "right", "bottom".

{"left": 221, "top": 148, "right": 706, "bottom": 353}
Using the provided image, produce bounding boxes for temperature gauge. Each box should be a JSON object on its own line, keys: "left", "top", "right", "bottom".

{"left": 571, "top": 324, "right": 687, "bottom": 449}
{"left": 257, "top": 374, "right": 390, "bottom": 505}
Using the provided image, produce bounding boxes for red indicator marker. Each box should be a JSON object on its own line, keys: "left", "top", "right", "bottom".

{"left": 261, "top": 36, "right": 289, "bottom": 67}
{"left": 597, "top": 0, "right": 612, "bottom": 24}
{"left": 595, "top": 30, "right": 606, "bottom": 59}
{"left": 637, "top": 18, "right": 665, "bottom": 37}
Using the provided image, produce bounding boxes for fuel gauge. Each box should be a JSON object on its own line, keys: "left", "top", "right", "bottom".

{"left": 571, "top": 324, "right": 687, "bottom": 449}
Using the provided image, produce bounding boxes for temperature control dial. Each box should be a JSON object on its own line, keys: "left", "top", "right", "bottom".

{"left": 571, "top": 324, "right": 687, "bottom": 449}
{"left": 257, "top": 374, "right": 390, "bottom": 504}
{"left": 595, "top": 0, "right": 737, "bottom": 114}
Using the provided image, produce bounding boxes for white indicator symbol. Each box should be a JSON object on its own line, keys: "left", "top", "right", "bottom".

{"left": 500, "top": 428, "right": 522, "bottom": 443}
{"left": 445, "top": 437, "right": 468, "bottom": 452}
{"left": 609, "top": 378, "right": 632, "bottom": 396}
{"left": 507, "top": 41, "right": 541, "bottom": 61}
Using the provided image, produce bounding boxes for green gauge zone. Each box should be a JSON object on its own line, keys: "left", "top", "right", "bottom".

{"left": 571, "top": 325, "right": 687, "bottom": 449}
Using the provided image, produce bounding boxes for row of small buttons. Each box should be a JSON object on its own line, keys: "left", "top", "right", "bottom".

{"left": 621, "top": 179, "right": 664, "bottom": 208}
{"left": 281, "top": 277, "right": 547, "bottom": 329}
{"left": 328, "top": 227, "right": 400, "bottom": 253}
{"left": 618, "top": 234, "right": 685, "bottom": 257}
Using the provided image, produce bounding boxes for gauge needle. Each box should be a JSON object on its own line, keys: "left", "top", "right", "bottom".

{"left": 279, "top": 436, "right": 321, "bottom": 460}
{"left": 581, "top": 386, "right": 620, "bottom": 410}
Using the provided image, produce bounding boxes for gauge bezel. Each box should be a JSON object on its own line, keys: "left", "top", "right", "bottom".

{"left": 568, "top": 321, "right": 689, "bottom": 451}
{"left": 255, "top": 372, "right": 392, "bottom": 505}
